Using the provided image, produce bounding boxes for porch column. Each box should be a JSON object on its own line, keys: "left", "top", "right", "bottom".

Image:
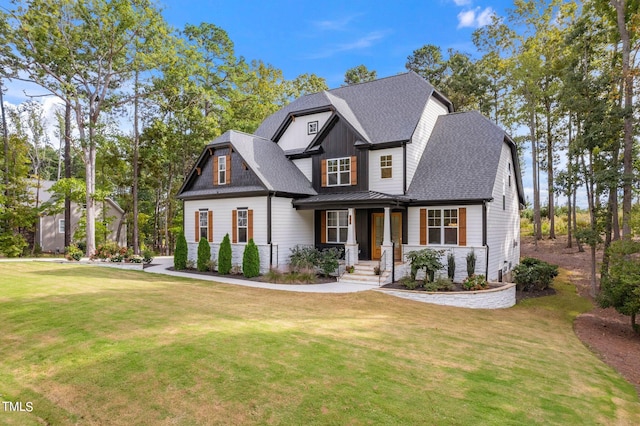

{"left": 381, "top": 207, "right": 393, "bottom": 270}
{"left": 345, "top": 207, "right": 358, "bottom": 266}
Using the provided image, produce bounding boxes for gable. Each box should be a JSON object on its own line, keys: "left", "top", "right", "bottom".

{"left": 277, "top": 110, "right": 333, "bottom": 152}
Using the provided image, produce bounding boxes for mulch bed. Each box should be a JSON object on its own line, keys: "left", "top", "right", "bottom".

{"left": 166, "top": 267, "right": 336, "bottom": 284}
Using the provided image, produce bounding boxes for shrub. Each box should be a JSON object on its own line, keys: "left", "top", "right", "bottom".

{"left": 186, "top": 259, "right": 196, "bottom": 270}
{"left": 447, "top": 252, "right": 455, "bottom": 281}
{"left": 110, "top": 253, "right": 124, "bottom": 262}
{"left": 289, "top": 245, "right": 318, "bottom": 272}
{"left": 174, "top": 232, "right": 188, "bottom": 270}
{"left": 598, "top": 240, "right": 640, "bottom": 333}
{"left": 242, "top": 238, "right": 260, "bottom": 278}
{"left": 466, "top": 250, "right": 476, "bottom": 278}
{"left": 463, "top": 274, "right": 488, "bottom": 291}
{"left": 218, "top": 233, "right": 232, "bottom": 274}
{"left": 206, "top": 259, "right": 217, "bottom": 272}
{"left": 399, "top": 275, "right": 421, "bottom": 290}
{"left": 65, "top": 244, "right": 83, "bottom": 261}
{"left": 197, "top": 238, "right": 211, "bottom": 272}
{"left": 513, "top": 257, "right": 559, "bottom": 292}
{"left": 424, "top": 277, "right": 455, "bottom": 292}
{"left": 142, "top": 249, "right": 154, "bottom": 264}
{"left": 129, "top": 255, "right": 143, "bottom": 263}
{"left": 0, "top": 233, "right": 28, "bottom": 258}
{"left": 318, "top": 247, "right": 342, "bottom": 276}
{"left": 405, "top": 248, "right": 445, "bottom": 282}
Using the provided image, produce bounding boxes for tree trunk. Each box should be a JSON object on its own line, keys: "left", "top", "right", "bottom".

{"left": 546, "top": 101, "right": 555, "bottom": 240}
{"left": 1, "top": 80, "right": 9, "bottom": 203}
{"left": 530, "top": 107, "right": 542, "bottom": 243}
{"left": 611, "top": 0, "right": 634, "bottom": 239}
{"left": 566, "top": 114, "right": 573, "bottom": 249}
{"left": 132, "top": 70, "right": 140, "bottom": 254}
{"left": 64, "top": 101, "right": 71, "bottom": 248}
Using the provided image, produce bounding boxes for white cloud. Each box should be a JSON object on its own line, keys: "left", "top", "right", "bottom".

{"left": 312, "top": 15, "right": 361, "bottom": 32}
{"left": 457, "top": 10, "right": 477, "bottom": 28}
{"left": 457, "top": 7, "right": 495, "bottom": 29}
{"left": 307, "top": 30, "right": 390, "bottom": 59}
{"left": 452, "top": 0, "right": 472, "bottom": 6}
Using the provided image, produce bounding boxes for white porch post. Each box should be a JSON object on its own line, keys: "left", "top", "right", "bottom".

{"left": 381, "top": 207, "right": 393, "bottom": 270}
{"left": 345, "top": 207, "right": 358, "bottom": 266}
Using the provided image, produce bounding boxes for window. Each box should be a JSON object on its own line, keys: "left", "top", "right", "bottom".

{"left": 307, "top": 121, "right": 318, "bottom": 135}
{"left": 327, "top": 157, "right": 351, "bottom": 186}
{"left": 58, "top": 219, "right": 65, "bottom": 234}
{"left": 428, "top": 209, "right": 458, "bottom": 245}
{"left": 199, "top": 211, "right": 208, "bottom": 240}
{"left": 326, "top": 210, "right": 348, "bottom": 243}
{"left": 380, "top": 155, "right": 392, "bottom": 179}
{"left": 218, "top": 155, "right": 227, "bottom": 185}
{"left": 508, "top": 162, "right": 512, "bottom": 187}
{"left": 237, "top": 209, "right": 248, "bottom": 243}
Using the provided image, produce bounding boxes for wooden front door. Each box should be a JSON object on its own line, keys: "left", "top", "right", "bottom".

{"left": 371, "top": 212, "right": 402, "bottom": 260}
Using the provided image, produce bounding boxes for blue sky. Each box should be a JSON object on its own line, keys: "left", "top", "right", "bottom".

{"left": 160, "top": 0, "right": 513, "bottom": 88}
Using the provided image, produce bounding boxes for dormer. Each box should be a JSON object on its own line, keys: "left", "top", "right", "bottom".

{"left": 272, "top": 106, "right": 334, "bottom": 152}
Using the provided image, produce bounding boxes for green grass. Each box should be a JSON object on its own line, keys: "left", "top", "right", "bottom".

{"left": 1, "top": 263, "right": 639, "bottom": 425}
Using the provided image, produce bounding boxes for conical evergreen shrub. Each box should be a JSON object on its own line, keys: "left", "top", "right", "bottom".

{"left": 197, "top": 237, "right": 211, "bottom": 272}
{"left": 242, "top": 238, "right": 260, "bottom": 278}
{"left": 174, "top": 232, "right": 188, "bottom": 270}
{"left": 218, "top": 233, "right": 232, "bottom": 274}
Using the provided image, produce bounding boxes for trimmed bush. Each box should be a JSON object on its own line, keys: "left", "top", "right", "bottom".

{"left": 197, "top": 238, "right": 211, "bottom": 272}
{"left": 242, "top": 238, "right": 260, "bottom": 278}
{"left": 65, "top": 244, "right": 83, "bottom": 261}
{"left": 289, "top": 245, "right": 318, "bottom": 272}
{"left": 218, "top": 233, "right": 232, "bottom": 275}
{"left": 447, "top": 252, "right": 455, "bottom": 281}
{"left": 513, "top": 257, "right": 558, "bottom": 292}
{"left": 318, "top": 247, "right": 341, "bottom": 276}
{"left": 174, "top": 232, "right": 188, "bottom": 270}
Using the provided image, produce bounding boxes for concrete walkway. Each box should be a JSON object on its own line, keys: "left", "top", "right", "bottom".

{"left": 144, "top": 256, "right": 380, "bottom": 294}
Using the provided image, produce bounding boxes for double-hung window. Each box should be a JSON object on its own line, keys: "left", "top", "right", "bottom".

{"left": 58, "top": 219, "right": 65, "bottom": 234}
{"left": 327, "top": 157, "right": 351, "bottom": 186}
{"left": 199, "top": 211, "right": 209, "bottom": 240}
{"left": 237, "top": 209, "right": 248, "bottom": 243}
{"left": 428, "top": 209, "right": 458, "bottom": 245}
{"left": 326, "top": 210, "right": 348, "bottom": 243}
{"left": 218, "top": 155, "right": 227, "bottom": 185}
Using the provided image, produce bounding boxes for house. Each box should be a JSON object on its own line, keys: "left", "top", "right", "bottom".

{"left": 177, "top": 72, "right": 524, "bottom": 283}
{"left": 33, "top": 180, "right": 127, "bottom": 253}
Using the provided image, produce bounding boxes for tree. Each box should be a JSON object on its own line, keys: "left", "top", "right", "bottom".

{"left": 218, "top": 233, "right": 232, "bottom": 274}
{"left": 344, "top": 65, "right": 377, "bottom": 85}
{"left": 242, "top": 238, "right": 260, "bottom": 278}
{"left": 289, "top": 73, "right": 328, "bottom": 97}
{"left": 0, "top": 0, "right": 170, "bottom": 256}
{"left": 598, "top": 239, "right": 640, "bottom": 332}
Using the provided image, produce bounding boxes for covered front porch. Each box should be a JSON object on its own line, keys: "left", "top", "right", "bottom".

{"left": 293, "top": 191, "right": 408, "bottom": 274}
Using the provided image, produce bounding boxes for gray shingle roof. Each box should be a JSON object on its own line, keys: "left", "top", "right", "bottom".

{"left": 255, "top": 72, "right": 445, "bottom": 145}
{"left": 215, "top": 130, "right": 316, "bottom": 196}
{"left": 407, "top": 111, "right": 510, "bottom": 202}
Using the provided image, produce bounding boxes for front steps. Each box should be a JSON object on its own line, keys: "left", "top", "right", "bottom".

{"left": 338, "top": 260, "right": 392, "bottom": 286}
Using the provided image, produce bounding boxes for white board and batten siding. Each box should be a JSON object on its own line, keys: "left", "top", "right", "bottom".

{"left": 277, "top": 111, "right": 333, "bottom": 152}
{"left": 368, "top": 147, "right": 403, "bottom": 194}
{"left": 184, "top": 196, "right": 270, "bottom": 272}
{"left": 405, "top": 205, "right": 487, "bottom": 282}
{"left": 486, "top": 142, "right": 521, "bottom": 281}
{"left": 270, "top": 196, "right": 314, "bottom": 270}
{"left": 406, "top": 97, "right": 449, "bottom": 187}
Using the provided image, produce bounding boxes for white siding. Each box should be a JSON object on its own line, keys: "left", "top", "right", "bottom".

{"left": 185, "top": 196, "right": 270, "bottom": 272}
{"left": 270, "top": 196, "right": 314, "bottom": 270}
{"left": 292, "top": 158, "right": 312, "bottom": 181}
{"left": 406, "top": 97, "right": 448, "bottom": 187}
{"left": 486, "top": 143, "right": 521, "bottom": 282}
{"left": 369, "top": 147, "right": 403, "bottom": 194}
{"left": 404, "top": 205, "right": 485, "bottom": 282}
{"left": 277, "top": 111, "right": 333, "bottom": 152}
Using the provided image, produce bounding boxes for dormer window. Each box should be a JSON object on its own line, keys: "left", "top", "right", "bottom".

{"left": 307, "top": 121, "right": 318, "bottom": 135}
{"left": 218, "top": 155, "right": 227, "bottom": 185}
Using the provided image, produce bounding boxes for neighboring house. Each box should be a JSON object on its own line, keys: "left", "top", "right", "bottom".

{"left": 33, "top": 180, "right": 127, "bottom": 253}
{"left": 177, "top": 72, "right": 524, "bottom": 283}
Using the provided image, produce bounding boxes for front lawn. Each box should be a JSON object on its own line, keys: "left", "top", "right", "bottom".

{"left": 1, "top": 263, "right": 638, "bottom": 425}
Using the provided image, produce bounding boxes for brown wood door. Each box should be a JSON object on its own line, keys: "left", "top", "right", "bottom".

{"left": 371, "top": 212, "right": 402, "bottom": 260}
